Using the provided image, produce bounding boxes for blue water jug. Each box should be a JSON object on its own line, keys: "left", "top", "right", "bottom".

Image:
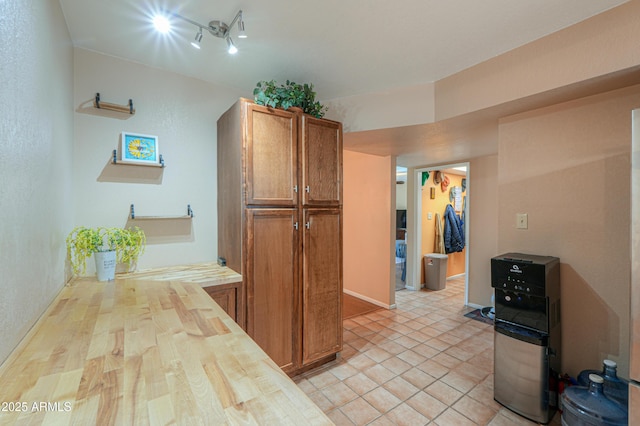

{"left": 562, "top": 374, "right": 627, "bottom": 426}
{"left": 577, "top": 359, "right": 628, "bottom": 407}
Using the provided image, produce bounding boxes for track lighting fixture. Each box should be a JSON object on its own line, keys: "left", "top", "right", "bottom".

{"left": 152, "top": 9, "right": 246, "bottom": 53}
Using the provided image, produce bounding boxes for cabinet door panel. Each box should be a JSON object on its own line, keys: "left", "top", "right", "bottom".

{"left": 302, "top": 209, "right": 342, "bottom": 365}
{"left": 246, "top": 209, "right": 299, "bottom": 371}
{"left": 246, "top": 104, "right": 298, "bottom": 206}
{"left": 204, "top": 286, "right": 237, "bottom": 320}
{"left": 302, "top": 117, "right": 342, "bottom": 206}
{"left": 203, "top": 282, "right": 243, "bottom": 329}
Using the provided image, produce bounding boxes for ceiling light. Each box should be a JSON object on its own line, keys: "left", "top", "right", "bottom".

{"left": 153, "top": 9, "right": 246, "bottom": 54}
{"left": 191, "top": 30, "right": 203, "bottom": 49}
{"left": 237, "top": 13, "right": 247, "bottom": 38}
{"left": 152, "top": 15, "right": 171, "bottom": 33}
{"left": 226, "top": 37, "right": 238, "bottom": 54}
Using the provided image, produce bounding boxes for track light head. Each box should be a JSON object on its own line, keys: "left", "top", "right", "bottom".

{"left": 226, "top": 37, "right": 238, "bottom": 54}
{"left": 152, "top": 15, "right": 171, "bottom": 33}
{"left": 237, "top": 15, "right": 247, "bottom": 38}
{"left": 191, "top": 30, "right": 203, "bottom": 49}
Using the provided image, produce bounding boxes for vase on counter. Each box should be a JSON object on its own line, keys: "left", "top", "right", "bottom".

{"left": 95, "top": 250, "right": 116, "bottom": 281}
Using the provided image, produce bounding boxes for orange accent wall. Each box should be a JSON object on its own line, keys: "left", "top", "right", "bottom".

{"left": 343, "top": 150, "right": 393, "bottom": 307}
{"left": 420, "top": 172, "right": 466, "bottom": 283}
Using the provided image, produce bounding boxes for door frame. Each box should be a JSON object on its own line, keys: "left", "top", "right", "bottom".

{"left": 409, "top": 162, "right": 470, "bottom": 305}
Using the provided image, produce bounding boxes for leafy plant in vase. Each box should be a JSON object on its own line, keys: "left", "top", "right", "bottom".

{"left": 253, "top": 79, "right": 328, "bottom": 118}
{"left": 66, "top": 226, "right": 146, "bottom": 281}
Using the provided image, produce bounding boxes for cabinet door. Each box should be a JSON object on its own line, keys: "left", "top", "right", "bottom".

{"left": 302, "top": 116, "right": 342, "bottom": 206}
{"left": 246, "top": 209, "right": 299, "bottom": 372}
{"left": 302, "top": 208, "right": 342, "bottom": 365}
{"left": 245, "top": 104, "right": 298, "bottom": 206}
{"left": 203, "top": 282, "right": 243, "bottom": 329}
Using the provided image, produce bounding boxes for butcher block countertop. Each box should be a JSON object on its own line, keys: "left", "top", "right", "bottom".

{"left": 116, "top": 262, "right": 243, "bottom": 287}
{"left": 0, "top": 267, "right": 332, "bottom": 425}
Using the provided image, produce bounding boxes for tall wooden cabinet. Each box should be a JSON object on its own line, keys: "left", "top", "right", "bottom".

{"left": 217, "top": 98, "right": 343, "bottom": 375}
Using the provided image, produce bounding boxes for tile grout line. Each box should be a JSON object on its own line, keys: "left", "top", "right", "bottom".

{"left": 294, "top": 277, "right": 556, "bottom": 425}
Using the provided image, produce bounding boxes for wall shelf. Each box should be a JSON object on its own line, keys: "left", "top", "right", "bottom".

{"left": 129, "top": 204, "right": 194, "bottom": 220}
{"left": 112, "top": 150, "right": 165, "bottom": 168}
{"left": 93, "top": 93, "right": 135, "bottom": 115}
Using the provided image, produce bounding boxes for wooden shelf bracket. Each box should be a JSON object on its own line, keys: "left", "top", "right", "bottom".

{"left": 112, "top": 149, "right": 165, "bottom": 168}
{"left": 94, "top": 93, "right": 135, "bottom": 115}
{"left": 129, "top": 204, "right": 194, "bottom": 220}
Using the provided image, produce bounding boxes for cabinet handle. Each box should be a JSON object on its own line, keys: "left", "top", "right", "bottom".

{"left": 294, "top": 185, "right": 298, "bottom": 193}
{"left": 305, "top": 185, "right": 310, "bottom": 193}
{"left": 305, "top": 222, "right": 310, "bottom": 229}
{"left": 294, "top": 222, "right": 299, "bottom": 230}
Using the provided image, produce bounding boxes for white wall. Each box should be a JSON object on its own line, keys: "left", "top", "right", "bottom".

{"left": 0, "top": 0, "right": 74, "bottom": 363}
{"left": 396, "top": 182, "right": 407, "bottom": 210}
{"left": 72, "top": 49, "right": 241, "bottom": 273}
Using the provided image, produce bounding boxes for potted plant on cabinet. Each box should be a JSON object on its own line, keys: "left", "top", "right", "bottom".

{"left": 66, "top": 226, "right": 146, "bottom": 281}
{"left": 253, "top": 79, "right": 328, "bottom": 118}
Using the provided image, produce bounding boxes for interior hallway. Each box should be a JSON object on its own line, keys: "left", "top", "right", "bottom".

{"left": 294, "top": 277, "right": 561, "bottom": 425}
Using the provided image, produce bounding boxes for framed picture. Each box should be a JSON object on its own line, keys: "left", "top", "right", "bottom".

{"left": 120, "top": 132, "right": 160, "bottom": 165}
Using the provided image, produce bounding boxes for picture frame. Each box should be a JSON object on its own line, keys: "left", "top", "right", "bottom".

{"left": 120, "top": 132, "right": 160, "bottom": 165}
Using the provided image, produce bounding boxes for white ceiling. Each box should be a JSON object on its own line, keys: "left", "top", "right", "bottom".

{"left": 58, "top": 0, "right": 629, "bottom": 165}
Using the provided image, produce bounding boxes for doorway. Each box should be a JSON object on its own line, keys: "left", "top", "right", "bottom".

{"left": 409, "top": 163, "right": 469, "bottom": 304}
{"left": 395, "top": 167, "right": 408, "bottom": 290}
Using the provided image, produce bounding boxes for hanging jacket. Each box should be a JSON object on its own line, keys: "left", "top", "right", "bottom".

{"left": 444, "top": 204, "right": 465, "bottom": 253}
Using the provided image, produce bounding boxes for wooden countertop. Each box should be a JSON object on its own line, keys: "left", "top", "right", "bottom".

{"left": 117, "top": 262, "right": 242, "bottom": 287}
{"left": 0, "top": 275, "right": 332, "bottom": 425}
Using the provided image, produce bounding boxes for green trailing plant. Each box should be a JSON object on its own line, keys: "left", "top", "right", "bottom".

{"left": 66, "top": 226, "right": 146, "bottom": 277}
{"left": 253, "top": 79, "right": 328, "bottom": 118}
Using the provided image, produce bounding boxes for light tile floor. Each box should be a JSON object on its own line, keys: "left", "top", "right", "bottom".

{"left": 293, "top": 276, "right": 561, "bottom": 425}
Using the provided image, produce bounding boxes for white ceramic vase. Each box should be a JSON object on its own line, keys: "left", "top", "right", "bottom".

{"left": 94, "top": 250, "right": 116, "bottom": 281}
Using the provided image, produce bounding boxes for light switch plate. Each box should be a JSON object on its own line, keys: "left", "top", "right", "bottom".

{"left": 427, "top": 212, "right": 433, "bottom": 220}
{"left": 516, "top": 213, "right": 528, "bottom": 229}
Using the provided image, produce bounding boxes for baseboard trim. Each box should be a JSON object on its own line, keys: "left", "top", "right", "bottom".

{"left": 343, "top": 289, "right": 394, "bottom": 310}
{"left": 447, "top": 273, "right": 465, "bottom": 280}
{"left": 466, "top": 302, "right": 484, "bottom": 310}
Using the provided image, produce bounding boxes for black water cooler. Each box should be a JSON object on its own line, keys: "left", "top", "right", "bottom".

{"left": 491, "top": 253, "right": 561, "bottom": 424}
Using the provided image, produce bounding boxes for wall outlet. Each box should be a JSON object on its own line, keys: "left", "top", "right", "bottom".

{"left": 516, "top": 213, "right": 528, "bottom": 229}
